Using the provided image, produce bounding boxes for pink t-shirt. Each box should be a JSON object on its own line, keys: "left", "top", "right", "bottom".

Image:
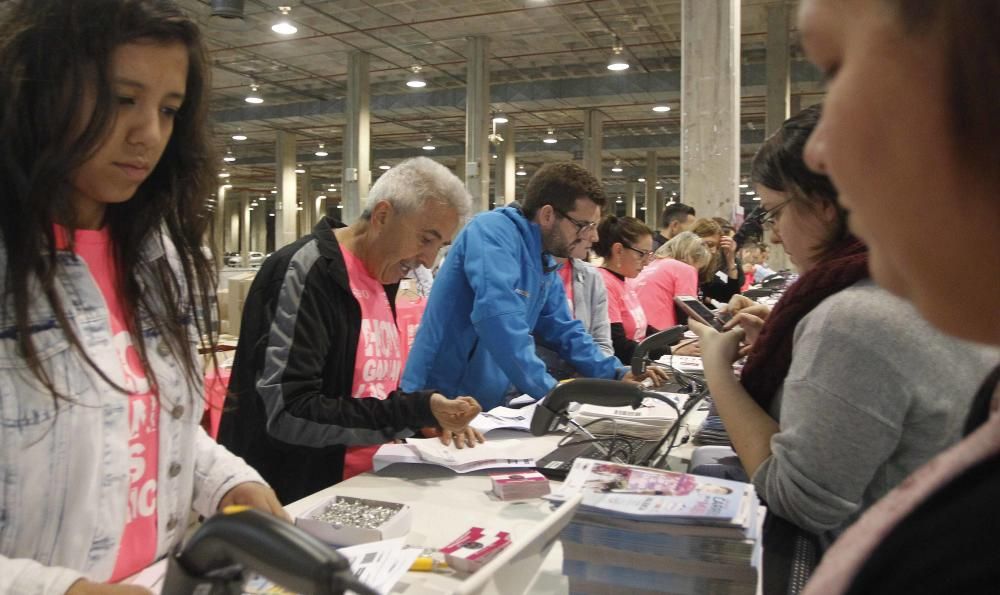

{"left": 557, "top": 260, "right": 574, "bottom": 316}
{"left": 57, "top": 227, "right": 159, "bottom": 582}
{"left": 630, "top": 258, "right": 699, "bottom": 330}
{"left": 599, "top": 268, "right": 647, "bottom": 341}
{"left": 340, "top": 247, "right": 403, "bottom": 479}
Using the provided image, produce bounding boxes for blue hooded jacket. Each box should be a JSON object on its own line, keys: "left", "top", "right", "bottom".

{"left": 400, "top": 206, "right": 625, "bottom": 409}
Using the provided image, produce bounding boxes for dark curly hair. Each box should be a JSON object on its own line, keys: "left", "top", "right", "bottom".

{"left": 521, "top": 162, "right": 607, "bottom": 220}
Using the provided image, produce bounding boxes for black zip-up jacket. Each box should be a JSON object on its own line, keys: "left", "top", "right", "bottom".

{"left": 218, "top": 216, "right": 437, "bottom": 504}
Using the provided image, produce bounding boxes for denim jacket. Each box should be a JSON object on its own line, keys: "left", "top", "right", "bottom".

{"left": 0, "top": 233, "right": 264, "bottom": 594}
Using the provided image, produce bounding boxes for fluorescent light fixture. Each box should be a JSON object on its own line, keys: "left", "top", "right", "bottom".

{"left": 652, "top": 105, "right": 671, "bottom": 113}
{"left": 245, "top": 83, "right": 263, "bottom": 104}
{"left": 406, "top": 65, "right": 426, "bottom": 88}
{"left": 271, "top": 6, "right": 296, "bottom": 35}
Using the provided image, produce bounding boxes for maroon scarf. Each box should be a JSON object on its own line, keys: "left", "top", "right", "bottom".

{"left": 739, "top": 237, "right": 870, "bottom": 412}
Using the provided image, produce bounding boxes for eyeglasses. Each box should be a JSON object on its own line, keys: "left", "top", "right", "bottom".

{"left": 551, "top": 206, "right": 598, "bottom": 236}
{"left": 624, "top": 244, "right": 654, "bottom": 260}
{"left": 760, "top": 200, "right": 791, "bottom": 230}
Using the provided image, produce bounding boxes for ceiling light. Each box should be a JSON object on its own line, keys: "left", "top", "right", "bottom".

{"left": 753, "top": 196, "right": 761, "bottom": 201}
{"left": 745, "top": 190, "right": 756, "bottom": 196}
{"left": 616, "top": 198, "right": 623, "bottom": 204}
{"left": 330, "top": 187, "right": 338, "bottom": 192}
{"left": 218, "top": 171, "right": 230, "bottom": 178}
{"left": 422, "top": 137, "right": 435, "bottom": 151}
{"left": 337, "top": 204, "right": 343, "bottom": 209}
{"left": 223, "top": 183, "right": 233, "bottom": 189}
{"left": 232, "top": 133, "right": 247, "bottom": 141}
{"left": 269, "top": 212, "right": 275, "bottom": 217}
{"left": 296, "top": 206, "right": 303, "bottom": 211}
{"left": 245, "top": 82, "right": 263, "bottom": 104}
{"left": 739, "top": 183, "right": 749, "bottom": 188}
{"left": 639, "top": 206, "right": 646, "bottom": 211}
{"left": 314, "top": 143, "right": 328, "bottom": 157}
{"left": 607, "top": 35, "right": 629, "bottom": 71}
{"left": 611, "top": 160, "right": 623, "bottom": 173}
{"left": 406, "top": 65, "right": 426, "bottom": 88}
{"left": 516, "top": 164, "right": 527, "bottom": 176}
{"left": 223, "top": 149, "right": 236, "bottom": 163}
{"left": 637, "top": 177, "right": 646, "bottom": 182}
{"left": 492, "top": 154, "right": 497, "bottom": 159}
{"left": 378, "top": 164, "right": 391, "bottom": 170}
{"left": 251, "top": 201, "right": 258, "bottom": 207}
{"left": 294, "top": 164, "right": 306, "bottom": 173}
{"left": 271, "top": 6, "right": 297, "bottom": 35}
{"left": 652, "top": 105, "right": 671, "bottom": 113}
{"left": 543, "top": 129, "right": 558, "bottom": 144}
{"left": 492, "top": 112, "right": 508, "bottom": 124}
{"left": 655, "top": 184, "right": 663, "bottom": 190}
{"left": 271, "top": 190, "right": 277, "bottom": 194}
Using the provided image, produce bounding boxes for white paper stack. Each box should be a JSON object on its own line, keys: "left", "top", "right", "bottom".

{"left": 569, "top": 396, "right": 683, "bottom": 440}
{"left": 490, "top": 470, "right": 551, "bottom": 500}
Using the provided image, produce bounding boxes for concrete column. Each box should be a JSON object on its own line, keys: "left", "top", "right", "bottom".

{"left": 644, "top": 152, "right": 658, "bottom": 228}
{"left": 626, "top": 182, "right": 637, "bottom": 218}
{"left": 343, "top": 51, "right": 371, "bottom": 225}
{"left": 213, "top": 185, "right": 227, "bottom": 267}
{"left": 239, "top": 191, "right": 250, "bottom": 266}
{"left": 252, "top": 198, "right": 266, "bottom": 252}
{"left": 495, "top": 118, "right": 516, "bottom": 206}
{"left": 465, "top": 36, "right": 490, "bottom": 213}
{"left": 275, "top": 131, "right": 298, "bottom": 249}
{"left": 299, "top": 166, "right": 313, "bottom": 236}
{"left": 582, "top": 110, "right": 604, "bottom": 183}
{"left": 765, "top": 3, "right": 790, "bottom": 136}
{"left": 681, "top": 0, "right": 741, "bottom": 219}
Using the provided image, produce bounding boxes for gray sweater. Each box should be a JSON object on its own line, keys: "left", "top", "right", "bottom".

{"left": 752, "top": 280, "right": 997, "bottom": 539}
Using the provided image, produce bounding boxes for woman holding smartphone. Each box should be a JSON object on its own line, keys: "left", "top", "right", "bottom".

{"left": 0, "top": 2, "right": 284, "bottom": 593}
{"left": 687, "top": 105, "right": 994, "bottom": 548}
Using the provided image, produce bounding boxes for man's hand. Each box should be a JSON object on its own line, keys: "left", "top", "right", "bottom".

{"left": 429, "top": 394, "right": 484, "bottom": 449}
{"left": 218, "top": 482, "right": 290, "bottom": 522}
{"left": 66, "top": 580, "right": 152, "bottom": 595}
{"left": 623, "top": 365, "right": 670, "bottom": 387}
{"left": 726, "top": 294, "right": 771, "bottom": 321}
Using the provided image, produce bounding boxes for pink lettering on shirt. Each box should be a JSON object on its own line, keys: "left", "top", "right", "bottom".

{"left": 57, "top": 226, "right": 159, "bottom": 582}
{"left": 341, "top": 247, "right": 403, "bottom": 479}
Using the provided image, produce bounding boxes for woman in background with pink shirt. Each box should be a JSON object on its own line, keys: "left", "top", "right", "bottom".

{"left": 633, "top": 231, "right": 711, "bottom": 333}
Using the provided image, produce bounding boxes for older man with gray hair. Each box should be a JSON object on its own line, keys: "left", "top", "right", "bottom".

{"left": 219, "top": 157, "right": 483, "bottom": 504}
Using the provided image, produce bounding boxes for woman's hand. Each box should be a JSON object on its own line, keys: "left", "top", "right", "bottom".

{"left": 429, "top": 394, "right": 484, "bottom": 449}
{"left": 218, "top": 482, "right": 290, "bottom": 522}
{"left": 726, "top": 294, "right": 771, "bottom": 321}
{"left": 720, "top": 235, "right": 737, "bottom": 266}
{"left": 724, "top": 312, "right": 766, "bottom": 349}
{"left": 687, "top": 319, "right": 746, "bottom": 367}
{"left": 672, "top": 339, "right": 701, "bottom": 356}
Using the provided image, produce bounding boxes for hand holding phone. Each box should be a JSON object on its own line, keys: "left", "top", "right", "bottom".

{"left": 674, "top": 296, "right": 729, "bottom": 332}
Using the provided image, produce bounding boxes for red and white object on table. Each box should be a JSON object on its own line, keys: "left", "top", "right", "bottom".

{"left": 440, "top": 527, "right": 512, "bottom": 573}
{"left": 490, "top": 471, "right": 551, "bottom": 501}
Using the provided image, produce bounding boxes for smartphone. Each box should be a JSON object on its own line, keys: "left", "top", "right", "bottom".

{"left": 674, "top": 295, "right": 729, "bottom": 332}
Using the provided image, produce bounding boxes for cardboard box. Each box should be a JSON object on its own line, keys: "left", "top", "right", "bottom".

{"left": 295, "top": 495, "right": 411, "bottom": 547}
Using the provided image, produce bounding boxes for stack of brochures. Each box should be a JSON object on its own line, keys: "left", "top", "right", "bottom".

{"left": 547, "top": 459, "right": 762, "bottom": 594}
{"left": 568, "top": 395, "right": 683, "bottom": 440}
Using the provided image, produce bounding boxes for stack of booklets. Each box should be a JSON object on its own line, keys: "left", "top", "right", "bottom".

{"left": 547, "top": 459, "right": 762, "bottom": 594}
{"left": 568, "top": 395, "right": 684, "bottom": 440}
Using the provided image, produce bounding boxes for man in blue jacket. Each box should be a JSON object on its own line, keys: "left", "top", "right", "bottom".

{"left": 401, "top": 162, "right": 666, "bottom": 410}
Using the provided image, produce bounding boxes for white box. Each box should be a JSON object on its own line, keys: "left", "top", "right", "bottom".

{"left": 295, "top": 495, "right": 411, "bottom": 547}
